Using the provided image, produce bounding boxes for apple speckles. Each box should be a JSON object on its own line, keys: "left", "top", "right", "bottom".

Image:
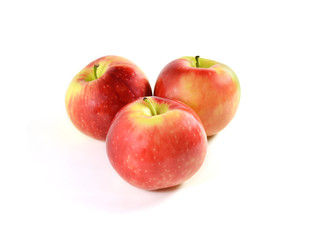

{"left": 106, "top": 96, "right": 207, "bottom": 190}
{"left": 66, "top": 56, "right": 152, "bottom": 141}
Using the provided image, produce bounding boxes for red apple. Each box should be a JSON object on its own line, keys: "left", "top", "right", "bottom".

{"left": 106, "top": 96, "right": 207, "bottom": 190}
{"left": 65, "top": 55, "right": 152, "bottom": 140}
{"left": 154, "top": 56, "right": 241, "bottom": 136}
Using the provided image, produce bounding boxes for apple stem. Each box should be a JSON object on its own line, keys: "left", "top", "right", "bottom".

{"left": 195, "top": 56, "right": 200, "bottom": 68}
{"left": 93, "top": 64, "right": 99, "bottom": 79}
{"left": 143, "top": 97, "right": 157, "bottom": 116}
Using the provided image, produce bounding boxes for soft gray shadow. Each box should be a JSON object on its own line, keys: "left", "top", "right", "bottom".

{"left": 152, "top": 184, "right": 182, "bottom": 192}
{"left": 25, "top": 117, "right": 179, "bottom": 213}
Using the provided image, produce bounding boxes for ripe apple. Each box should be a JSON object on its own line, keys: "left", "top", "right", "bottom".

{"left": 106, "top": 96, "right": 207, "bottom": 190}
{"left": 65, "top": 55, "right": 152, "bottom": 140}
{"left": 154, "top": 56, "right": 241, "bottom": 136}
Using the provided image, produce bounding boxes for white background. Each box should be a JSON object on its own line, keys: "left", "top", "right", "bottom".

{"left": 1, "top": 0, "right": 310, "bottom": 239}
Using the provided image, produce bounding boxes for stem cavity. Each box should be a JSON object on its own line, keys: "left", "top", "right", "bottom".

{"left": 143, "top": 97, "right": 157, "bottom": 116}
{"left": 195, "top": 55, "right": 200, "bottom": 68}
{"left": 93, "top": 64, "right": 100, "bottom": 79}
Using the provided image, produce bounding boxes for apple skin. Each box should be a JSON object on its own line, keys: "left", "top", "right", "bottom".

{"left": 154, "top": 56, "right": 241, "bottom": 136}
{"left": 106, "top": 96, "right": 207, "bottom": 190}
{"left": 65, "top": 55, "right": 152, "bottom": 141}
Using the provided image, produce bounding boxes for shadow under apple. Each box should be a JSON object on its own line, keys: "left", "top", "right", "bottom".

{"left": 25, "top": 118, "right": 179, "bottom": 213}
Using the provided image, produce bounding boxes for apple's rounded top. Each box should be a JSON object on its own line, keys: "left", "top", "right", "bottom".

{"left": 65, "top": 55, "right": 148, "bottom": 84}
{"left": 178, "top": 56, "right": 239, "bottom": 79}
{"left": 110, "top": 96, "right": 205, "bottom": 129}
{"left": 180, "top": 56, "right": 219, "bottom": 69}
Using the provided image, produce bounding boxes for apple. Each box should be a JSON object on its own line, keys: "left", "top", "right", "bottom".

{"left": 154, "top": 56, "right": 241, "bottom": 136}
{"left": 106, "top": 96, "right": 207, "bottom": 190}
{"left": 65, "top": 55, "right": 152, "bottom": 140}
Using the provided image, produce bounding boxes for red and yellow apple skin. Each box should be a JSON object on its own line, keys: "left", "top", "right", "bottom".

{"left": 106, "top": 96, "right": 207, "bottom": 190}
{"left": 154, "top": 56, "right": 241, "bottom": 136}
{"left": 65, "top": 55, "right": 152, "bottom": 141}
